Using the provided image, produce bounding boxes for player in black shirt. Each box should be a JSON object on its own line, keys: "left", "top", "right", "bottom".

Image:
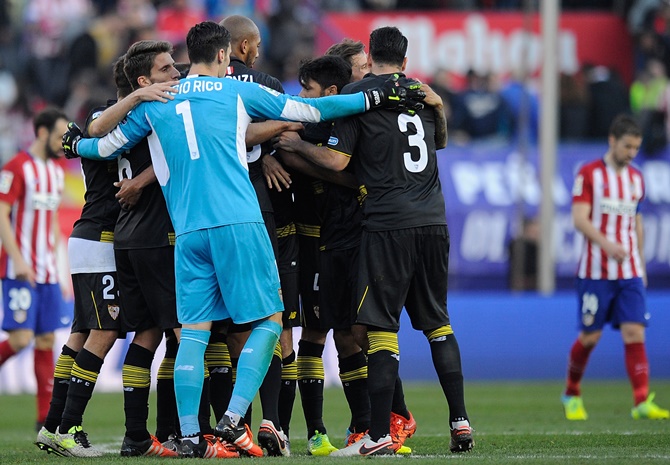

{"left": 280, "top": 27, "right": 472, "bottom": 456}
{"left": 220, "top": 15, "right": 295, "bottom": 457}
{"left": 36, "top": 55, "right": 175, "bottom": 458}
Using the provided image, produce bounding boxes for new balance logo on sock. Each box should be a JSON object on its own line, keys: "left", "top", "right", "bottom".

{"left": 242, "top": 348, "right": 254, "bottom": 354}
{"left": 175, "top": 365, "right": 194, "bottom": 371}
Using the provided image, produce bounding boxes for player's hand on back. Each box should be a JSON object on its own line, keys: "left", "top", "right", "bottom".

{"left": 62, "top": 122, "right": 83, "bottom": 159}
{"left": 262, "top": 152, "right": 292, "bottom": 192}
{"left": 364, "top": 73, "right": 426, "bottom": 114}
{"left": 134, "top": 81, "right": 179, "bottom": 103}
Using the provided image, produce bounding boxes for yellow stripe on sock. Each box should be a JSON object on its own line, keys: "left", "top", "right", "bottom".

{"left": 425, "top": 325, "right": 454, "bottom": 341}
{"left": 122, "top": 365, "right": 151, "bottom": 389}
{"left": 297, "top": 356, "right": 325, "bottom": 380}
{"left": 157, "top": 358, "right": 175, "bottom": 380}
{"left": 282, "top": 360, "right": 298, "bottom": 381}
{"left": 54, "top": 354, "right": 75, "bottom": 380}
{"left": 368, "top": 331, "right": 399, "bottom": 355}
{"left": 339, "top": 365, "right": 368, "bottom": 383}
{"left": 71, "top": 362, "right": 99, "bottom": 384}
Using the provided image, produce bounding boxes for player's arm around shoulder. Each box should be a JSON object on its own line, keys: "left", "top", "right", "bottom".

{"left": 421, "top": 83, "right": 447, "bottom": 149}
{"left": 273, "top": 130, "right": 350, "bottom": 172}
{"left": 75, "top": 104, "right": 153, "bottom": 160}
{"left": 88, "top": 82, "right": 177, "bottom": 137}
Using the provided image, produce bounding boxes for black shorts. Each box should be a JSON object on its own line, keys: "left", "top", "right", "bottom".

{"left": 298, "top": 235, "right": 320, "bottom": 330}
{"left": 262, "top": 210, "right": 279, "bottom": 260}
{"left": 356, "top": 225, "right": 450, "bottom": 332}
{"left": 277, "top": 233, "right": 300, "bottom": 328}
{"left": 115, "top": 247, "right": 179, "bottom": 332}
{"left": 320, "top": 247, "right": 359, "bottom": 330}
{"left": 71, "top": 271, "right": 123, "bottom": 333}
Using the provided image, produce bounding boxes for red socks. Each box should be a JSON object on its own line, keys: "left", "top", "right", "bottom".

{"left": 625, "top": 342, "right": 649, "bottom": 405}
{"left": 0, "top": 340, "right": 17, "bottom": 366}
{"left": 34, "top": 348, "right": 55, "bottom": 424}
{"left": 565, "top": 339, "right": 593, "bottom": 396}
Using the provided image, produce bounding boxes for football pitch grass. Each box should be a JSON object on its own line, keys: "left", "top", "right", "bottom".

{"left": 1, "top": 380, "right": 669, "bottom": 464}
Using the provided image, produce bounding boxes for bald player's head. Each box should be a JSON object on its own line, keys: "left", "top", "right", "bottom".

{"left": 220, "top": 15, "right": 259, "bottom": 47}
{"left": 219, "top": 15, "right": 261, "bottom": 67}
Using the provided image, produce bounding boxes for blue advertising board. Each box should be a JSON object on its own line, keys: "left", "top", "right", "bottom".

{"left": 439, "top": 143, "right": 670, "bottom": 290}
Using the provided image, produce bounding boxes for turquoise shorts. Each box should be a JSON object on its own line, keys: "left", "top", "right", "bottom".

{"left": 175, "top": 223, "right": 284, "bottom": 325}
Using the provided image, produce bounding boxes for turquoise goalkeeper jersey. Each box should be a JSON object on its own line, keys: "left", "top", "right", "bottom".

{"left": 76, "top": 75, "right": 367, "bottom": 236}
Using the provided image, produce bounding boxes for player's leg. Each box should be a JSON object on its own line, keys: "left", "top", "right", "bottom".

{"left": 120, "top": 246, "right": 182, "bottom": 456}
{"left": 616, "top": 278, "right": 669, "bottom": 419}
{"left": 210, "top": 223, "right": 284, "bottom": 456}
{"left": 155, "top": 330, "right": 179, "bottom": 442}
{"left": 37, "top": 330, "right": 87, "bottom": 455}
{"left": 171, "top": 230, "right": 222, "bottom": 458}
{"left": 333, "top": 230, "right": 406, "bottom": 457}
{"left": 563, "top": 278, "right": 612, "bottom": 420}
{"left": 276, "top": 228, "right": 300, "bottom": 442}
{"left": 53, "top": 265, "right": 120, "bottom": 456}
{"left": 407, "top": 225, "right": 472, "bottom": 453}
{"left": 322, "top": 247, "right": 365, "bottom": 452}
{"left": 0, "top": 278, "right": 38, "bottom": 364}
{"left": 33, "top": 330, "right": 55, "bottom": 430}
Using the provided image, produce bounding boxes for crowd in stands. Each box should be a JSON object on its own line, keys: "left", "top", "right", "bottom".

{"left": 0, "top": 0, "right": 668, "bottom": 165}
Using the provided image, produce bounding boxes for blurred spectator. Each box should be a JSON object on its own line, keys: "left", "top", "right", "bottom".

{"left": 630, "top": 58, "right": 670, "bottom": 153}
{"left": 429, "top": 68, "right": 468, "bottom": 143}
{"left": 508, "top": 216, "right": 539, "bottom": 292}
{"left": 633, "top": 30, "right": 669, "bottom": 75}
{"left": 584, "top": 64, "right": 630, "bottom": 139}
{"left": 23, "top": 0, "right": 94, "bottom": 106}
{"left": 459, "top": 70, "right": 513, "bottom": 141}
{"left": 499, "top": 71, "right": 539, "bottom": 145}
{"left": 156, "top": 0, "right": 205, "bottom": 45}
{"left": 559, "top": 72, "right": 590, "bottom": 140}
{"left": 266, "top": 0, "right": 316, "bottom": 83}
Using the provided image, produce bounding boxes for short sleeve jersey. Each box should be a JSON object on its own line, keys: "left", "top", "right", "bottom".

{"left": 327, "top": 73, "right": 446, "bottom": 231}
{"left": 0, "top": 151, "right": 64, "bottom": 283}
{"left": 70, "top": 101, "right": 121, "bottom": 243}
{"left": 225, "top": 57, "right": 285, "bottom": 213}
{"left": 572, "top": 158, "right": 645, "bottom": 280}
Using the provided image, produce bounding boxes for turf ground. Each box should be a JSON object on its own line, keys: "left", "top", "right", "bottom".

{"left": 1, "top": 380, "right": 669, "bottom": 464}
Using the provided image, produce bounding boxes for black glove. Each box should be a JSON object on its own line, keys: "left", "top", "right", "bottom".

{"left": 364, "top": 73, "right": 426, "bottom": 114}
{"left": 62, "top": 122, "right": 82, "bottom": 159}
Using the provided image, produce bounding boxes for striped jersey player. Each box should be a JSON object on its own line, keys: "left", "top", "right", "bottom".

{"left": 562, "top": 114, "right": 669, "bottom": 422}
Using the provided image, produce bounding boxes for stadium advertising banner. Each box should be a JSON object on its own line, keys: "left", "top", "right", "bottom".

{"left": 438, "top": 143, "right": 670, "bottom": 289}
{"left": 319, "top": 12, "right": 634, "bottom": 84}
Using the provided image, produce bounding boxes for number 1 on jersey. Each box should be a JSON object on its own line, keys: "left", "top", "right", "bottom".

{"left": 176, "top": 100, "right": 200, "bottom": 160}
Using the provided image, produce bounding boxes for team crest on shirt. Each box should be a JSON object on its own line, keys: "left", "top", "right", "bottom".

{"left": 258, "top": 85, "right": 281, "bottom": 97}
{"left": 572, "top": 174, "right": 583, "bottom": 196}
{"left": 0, "top": 170, "right": 13, "bottom": 194}
{"left": 328, "top": 136, "right": 338, "bottom": 146}
{"left": 108, "top": 304, "right": 120, "bottom": 320}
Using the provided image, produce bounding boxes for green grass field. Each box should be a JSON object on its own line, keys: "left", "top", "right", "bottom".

{"left": 1, "top": 380, "right": 669, "bottom": 464}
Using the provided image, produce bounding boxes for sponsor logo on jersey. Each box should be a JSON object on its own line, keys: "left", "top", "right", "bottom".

{"left": 328, "top": 136, "right": 338, "bottom": 146}
{"left": 599, "top": 198, "right": 637, "bottom": 216}
{"left": 0, "top": 170, "right": 13, "bottom": 194}
{"left": 32, "top": 192, "right": 61, "bottom": 210}
{"left": 258, "top": 84, "right": 281, "bottom": 96}
{"left": 572, "top": 174, "right": 583, "bottom": 196}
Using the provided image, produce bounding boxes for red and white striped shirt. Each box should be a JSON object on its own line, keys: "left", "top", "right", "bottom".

{"left": 0, "top": 151, "right": 64, "bottom": 283}
{"left": 572, "top": 159, "right": 645, "bottom": 280}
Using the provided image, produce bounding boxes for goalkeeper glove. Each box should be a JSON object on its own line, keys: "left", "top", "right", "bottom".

{"left": 62, "top": 122, "right": 82, "bottom": 159}
{"left": 364, "top": 73, "right": 426, "bottom": 113}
